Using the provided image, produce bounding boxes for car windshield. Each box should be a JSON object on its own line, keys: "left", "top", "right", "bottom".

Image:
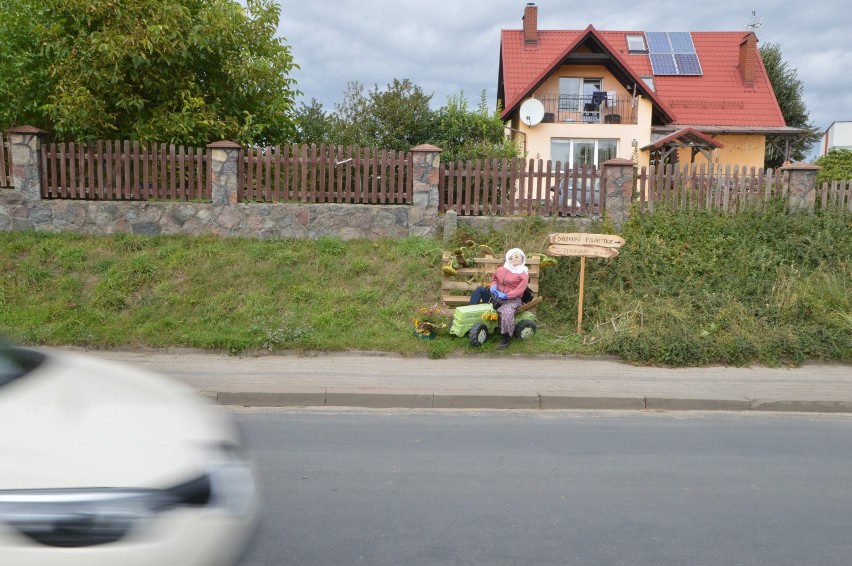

{"left": 0, "top": 344, "right": 46, "bottom": 388}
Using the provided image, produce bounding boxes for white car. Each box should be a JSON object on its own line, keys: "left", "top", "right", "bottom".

{"left": 0, "top": 343, "right": 258, "bottom": 566}
{"left": 552, "top": 174, "right": 601, "bottom": 211}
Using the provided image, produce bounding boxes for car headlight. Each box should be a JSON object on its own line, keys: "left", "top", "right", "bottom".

{"left": 0, "top": 487, "right": 182, "bottom": 547}
{"left": 0, "top": 443, "right": 255, "bottom": 548}
{"left": 205, "top": 442, "right": 257, "bottom": 518}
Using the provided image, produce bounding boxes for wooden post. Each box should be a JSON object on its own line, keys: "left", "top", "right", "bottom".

{"left": 547, "top": 232, "right": 625, "bottom": 336}
{"left": 577, "top": 256, "right": 586, "bottom": 334}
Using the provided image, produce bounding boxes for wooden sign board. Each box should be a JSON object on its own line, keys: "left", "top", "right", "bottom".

{"left": 547, "top": 233, "right": 625, "bottom": 336}
{"left": 548, "top": 233, "right": 625, "bottom": 248}
{"left": 547, "top": 244, "right": 619, "bottom": 258}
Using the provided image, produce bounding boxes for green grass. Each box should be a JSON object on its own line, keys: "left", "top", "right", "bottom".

{"left": 1, "top": 200, "right": 850, "bottom": 366}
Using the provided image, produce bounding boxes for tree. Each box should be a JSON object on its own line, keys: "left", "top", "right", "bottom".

{"left": 329, "top": 81, "right": 373, "bottom": 147}
{"left": 330, "top": 79, "right": 435, "bottom": 151}
{"left": 0, "top": 0, "right": 300, "bottom": 146}
{"left": 432, "top": 91, "right": 520, "bottom": 163}
{"left": 759, "top": 42, "right": 821, "bottom": 167}
{"left": 297, "top": 81, "right": 520, "bottom": 162}
{"left": 366, "top": 79, "right": 435, "bottom": 151}
{"left": 0, "top": 0, "right": 51, "bottom": 128}
{"left": 814, "top": 148, "right": 852, "bottom": 186}
{"left": 292, "top": 98, "right": 335, "bottom": 144}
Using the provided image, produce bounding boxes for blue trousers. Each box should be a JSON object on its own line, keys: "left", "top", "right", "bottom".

{"left": 470, "top": 286, "right": 493, "bottom": 305}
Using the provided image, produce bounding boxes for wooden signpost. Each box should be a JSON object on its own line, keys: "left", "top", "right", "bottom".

{"left": 547, "top": 233, "right": 625, "bottom": 334}
{"left": 547, "top": 244, "right": 619, "bottom": 258}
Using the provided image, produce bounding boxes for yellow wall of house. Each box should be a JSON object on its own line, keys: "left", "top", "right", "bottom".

{"left": 666, "top": 134, "right": 766, "bottom": 170}
{"left": 509, "top": 64, "right": 654, "bottom": 170}
{"left": 713, "top": 134, "right": 766, "bottom": 168}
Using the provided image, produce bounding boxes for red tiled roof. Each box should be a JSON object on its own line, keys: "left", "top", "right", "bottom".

{"left": 641, "top": 127, "right": 725, "bottom": 150}
{"left": 499, "top": 28, "right": 786, "bottom": 128}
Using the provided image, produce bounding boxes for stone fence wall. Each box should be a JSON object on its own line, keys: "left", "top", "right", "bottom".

{"left": 0, "top": 126, "right": 821, "bottom": 241}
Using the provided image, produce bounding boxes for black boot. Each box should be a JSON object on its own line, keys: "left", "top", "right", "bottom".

{"left": 497, "top": 332, "right": 511, "bottom": 349}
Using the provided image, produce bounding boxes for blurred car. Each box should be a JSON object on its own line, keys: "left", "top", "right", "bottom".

{"left": 0, "top": 343, "right": 258, "bottom": 566}
{"left": 551, "top": 174, "right": 601, "bottom": 211}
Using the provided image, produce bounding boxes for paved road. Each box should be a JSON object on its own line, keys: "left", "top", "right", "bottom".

{"left": 233, "top": 409, "right": 852, "bottom": 566}
{"left": 71, "top": 348, "right": 852, "bottom": 413}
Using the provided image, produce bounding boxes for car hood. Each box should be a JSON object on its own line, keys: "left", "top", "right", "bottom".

{"left": 0, "top": 349, "right": 237, "bottom": 490}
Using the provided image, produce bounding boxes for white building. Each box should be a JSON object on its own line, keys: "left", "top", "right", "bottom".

{"left": 820, "top": 121, "right": 852, "bottom": 155}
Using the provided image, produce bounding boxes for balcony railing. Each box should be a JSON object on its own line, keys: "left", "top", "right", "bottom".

{"left": 531, "top": 93, "right": 637, "bottom": 125}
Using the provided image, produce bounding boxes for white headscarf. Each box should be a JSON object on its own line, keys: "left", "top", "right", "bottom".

{"left": 503, "top": 248, "right": 528, "bottom": 274}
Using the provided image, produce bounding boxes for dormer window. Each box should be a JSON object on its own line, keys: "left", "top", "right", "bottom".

{"left": 626, "top": 34, "right": 647, "bottom": 54}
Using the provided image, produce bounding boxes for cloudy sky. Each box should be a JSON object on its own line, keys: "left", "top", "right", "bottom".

{"left": 277, "top": 0, "right": 850, "bottom": 149}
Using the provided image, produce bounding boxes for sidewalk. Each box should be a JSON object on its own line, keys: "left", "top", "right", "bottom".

{"left": 77, "top": 348, "right": 852, "bottom": 413}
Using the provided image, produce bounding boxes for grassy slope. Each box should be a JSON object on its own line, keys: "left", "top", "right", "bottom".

{"left": 1, "top": 201, "right": 849, "bottom": 366}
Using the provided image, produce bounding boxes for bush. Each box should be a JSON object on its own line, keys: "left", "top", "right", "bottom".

{"left": 553, "top": 203, "right": 852, "bottom": 366}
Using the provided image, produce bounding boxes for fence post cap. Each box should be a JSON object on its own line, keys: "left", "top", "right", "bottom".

{"left": 411, "top": 144, "right": 442, "bottom": 152}
{"left": 206, "top": 140, "right": 243, "bottom": 149}
{"left": 6, "top": 125, "right": 47, "bottom": 135}
{"left": 779, "top": 162, "right": 820, "bottom": 171}
{"left": 601, "top": 158, "right": 634, "bottom": 166}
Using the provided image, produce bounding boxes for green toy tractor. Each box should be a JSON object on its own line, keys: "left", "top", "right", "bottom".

{"left": 448, "top": 303, "right": 538, "bottom": 347}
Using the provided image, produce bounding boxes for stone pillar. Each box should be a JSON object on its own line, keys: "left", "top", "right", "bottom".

{"left": 409, "top": 144, "right": 442, "bottom": 237}
{"left": 207, "top": 140, "right": 242, "bottom": 206}
{"left": 781, "top": 162, "right": 820, "bottom": 212}
{"left": 8, "top": 125, "right": 47, "bottom": 205}
{"left": 601, "top": 158, "right": 635, "bottom": 228}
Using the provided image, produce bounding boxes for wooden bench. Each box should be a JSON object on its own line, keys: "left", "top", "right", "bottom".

{"left": 441, "top": 251, "right": 541, "bottom": 311}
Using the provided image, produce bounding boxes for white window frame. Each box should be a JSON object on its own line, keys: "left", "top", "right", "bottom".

{"left": 551, "top": 138, "right": 618, "bottom": 169}
{"left": 626, "top": 34, "right": 647, "bottom": 53}
{"left": 559, "top": 77, "right": 603, "bottom": 112}
{"left": 640, "top": 75, "right": 656, "bottom": 91}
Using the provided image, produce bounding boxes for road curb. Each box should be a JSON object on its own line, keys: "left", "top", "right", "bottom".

{"left": 750, "top": 400, "right": 852, "bottom": 413}
{"left": 645, "top": 398, "right": 753, "bottom": 411}
{"left": 208, "top": 390, "right": 852, "bottom": 413}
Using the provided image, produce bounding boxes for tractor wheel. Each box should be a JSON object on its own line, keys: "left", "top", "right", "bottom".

{"left": 514, "top": 320, "right": 537, "bottom": 340}
{"left": 468, "top": 323, "right": 489, "bottom": 347}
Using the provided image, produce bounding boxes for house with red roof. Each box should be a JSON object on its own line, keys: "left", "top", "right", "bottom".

{"left": 498, "top": 4, "right": 804, "bottom": 170}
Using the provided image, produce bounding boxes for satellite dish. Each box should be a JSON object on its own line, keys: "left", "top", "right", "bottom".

{"left": 520, "top": 99, "right": 545, "bottom": 127}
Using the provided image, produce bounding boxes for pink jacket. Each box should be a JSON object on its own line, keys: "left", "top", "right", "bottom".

{"left": 491, "top": 267, "right": 529, "bottom": 300}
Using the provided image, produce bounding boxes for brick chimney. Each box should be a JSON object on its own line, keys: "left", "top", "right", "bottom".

{"left": 523, "top": 3, "right": 538, "bottom": 44}
{"left": 739, "top": 32, "right": 757, "bottom": 86}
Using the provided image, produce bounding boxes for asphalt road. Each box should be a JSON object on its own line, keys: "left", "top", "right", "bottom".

{"left": 233, "top": 408, "right": 852, "bottom": 566}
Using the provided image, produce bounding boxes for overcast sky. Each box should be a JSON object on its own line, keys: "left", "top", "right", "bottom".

{"left": 277, "top": 0, "right": 850, "bottom": 147}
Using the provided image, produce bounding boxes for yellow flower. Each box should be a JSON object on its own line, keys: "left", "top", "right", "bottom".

{"left": 411, "top": 303, "right": 448, "bottom": 335}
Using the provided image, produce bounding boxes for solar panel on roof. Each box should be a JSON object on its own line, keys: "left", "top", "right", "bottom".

{"left": 675, "top": 53, "right": 703, "bottom": 75}
{"left": 645, "top": 32, "right": 670, "bottom": 52}
{"left": 667, "top": 32, "right": 694, "bottom": 52}
{"left": 650, "top": 53, "right": 678, "bottom": 75}
{"left": 645, "top": 31, "right": 703, "bottom": 76}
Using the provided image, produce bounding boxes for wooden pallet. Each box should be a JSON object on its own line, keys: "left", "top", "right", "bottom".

{"left": 441, "top": 251, "right": 541, "bottom": 309}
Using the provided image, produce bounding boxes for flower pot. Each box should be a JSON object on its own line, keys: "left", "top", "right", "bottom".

{"left": 414, "top": 328, "right": 437, "bottom": 340}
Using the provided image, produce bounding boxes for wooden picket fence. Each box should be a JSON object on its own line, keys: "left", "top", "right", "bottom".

{"left": 24, "top": 136, "right": 852, "bottom": 215}
{"left": 442, "top": 159, "right": 852, "bottom": 217}
{"left": 637, "top": 163, "right": 851, "bottom": 213}
{"left": 241, "top": 144, "right": 412, "bottom": 204}
{"left": 441, "top": 158, "right": 600, "bottom": 217}
{"left": 818, "top": 178, "right": 852, "bottom": 211}
{"left": 41, "top": 140, "right": 209, "bottom": 200}
{"left": 637, "top": 163, "right": 786, "bottom": 213}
